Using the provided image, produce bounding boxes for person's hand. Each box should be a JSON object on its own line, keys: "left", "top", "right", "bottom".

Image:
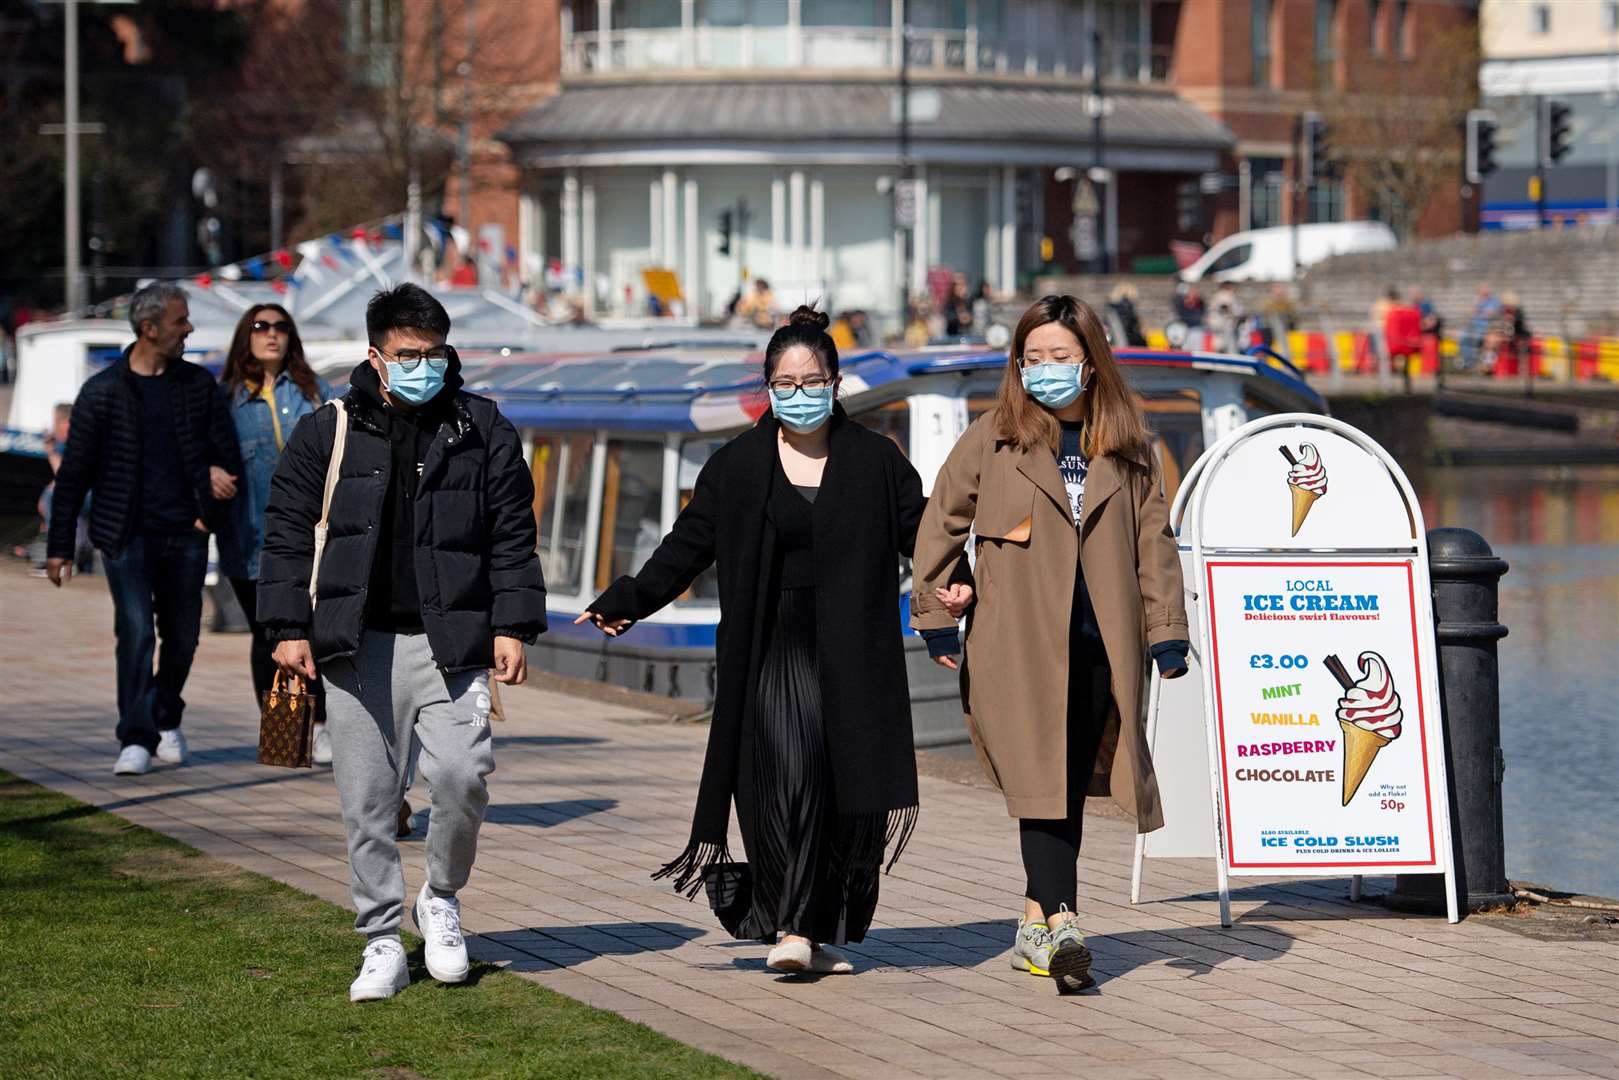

{"left": 935, "top": 583, "right": 974, "bottom": 619}
{"left": 933, "top": 653, "right": 960, "bottom": 671}
{"left": 272, "top": 639, "right": 317, "bottom": 681}
{"left": 1161, "top": 665, "right": 1188, "bottom": 680}
{"left": 574, "top": 610, "right": 632, "bottom": 637}
{"left": 493, "top": 635, "right": 528, "bottom": 685}
{"left": 209, "top": 466, "right": 238, "bottom": 500}
{"left": 45, "top": 557, "right": 71, "bottom": 587}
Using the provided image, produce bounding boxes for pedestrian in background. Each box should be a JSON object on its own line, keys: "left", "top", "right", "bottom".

{"left": 217, "top": 304, "right": 333, "bottom": 759}
{"left": 259, "top": 283, "right": 546, "bottom": 1003}
{"left": 579, "top": 307, "right": 924, "bottom": 977}
{"left": 45, "top": 282, "right": 243, "bottom": 776}
{"left": 911, "top": 295, "right": 1189, "bottom": 994}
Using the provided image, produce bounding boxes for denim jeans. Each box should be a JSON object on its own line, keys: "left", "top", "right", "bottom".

{"left": 102, "top": 531, "right": 209, "bottom": 751}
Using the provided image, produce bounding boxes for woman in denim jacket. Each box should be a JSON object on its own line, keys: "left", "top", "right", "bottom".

{"left": 218, "top": 304, "right": 334, "bottom": 758}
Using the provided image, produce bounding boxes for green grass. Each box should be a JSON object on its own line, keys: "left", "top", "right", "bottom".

{"left": 0, "top": 771, "right": 761, "bottom": 1080}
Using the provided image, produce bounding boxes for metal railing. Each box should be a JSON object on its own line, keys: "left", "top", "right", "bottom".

{"left": 562, "top": 27, "right": 1173, "bottom": 81}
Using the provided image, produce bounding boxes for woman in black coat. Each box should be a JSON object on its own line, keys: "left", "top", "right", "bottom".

{"left": 579, "top": 307, "right": 924, "bottom": 975}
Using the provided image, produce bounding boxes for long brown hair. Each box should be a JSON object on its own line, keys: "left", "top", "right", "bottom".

{"left": 992, "top": 295, "right": 1150, "bottom": 459}
{"left": 221, "top": 304, "right": 320, "bottom": 403}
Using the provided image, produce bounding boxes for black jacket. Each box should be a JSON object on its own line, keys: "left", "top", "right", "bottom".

{"left": 48, "top": 349, "right": 241, "bottom": 559}
{"left": 257, "top": 358, "right": 547, "bottom": 672}
{"left": 592, "top": 409, "right": 924, "bottom": 899}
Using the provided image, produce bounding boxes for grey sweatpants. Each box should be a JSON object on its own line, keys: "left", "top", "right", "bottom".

{"left": 324, "top": 631, "right": 495, "bottom": 940}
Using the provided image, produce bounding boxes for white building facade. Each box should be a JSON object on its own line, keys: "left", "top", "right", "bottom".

{"left": 502, "top": 0, "right": 1233, "bottom": 323}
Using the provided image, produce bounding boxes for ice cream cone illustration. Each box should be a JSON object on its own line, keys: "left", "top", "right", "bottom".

{"left": 1279, "top": 443, "right": 1328, "bottom": 536}
{"left": 1325, "top": 652, "right": 1404, "bottom": 806}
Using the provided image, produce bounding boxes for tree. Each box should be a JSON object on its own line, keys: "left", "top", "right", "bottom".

{"left": 1312, "top": 24, "right": 1481, "bottom": 239}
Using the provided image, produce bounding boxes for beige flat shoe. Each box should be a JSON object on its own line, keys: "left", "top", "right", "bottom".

{"left": 766, "top": 939, "right": 812, "bottom": 972}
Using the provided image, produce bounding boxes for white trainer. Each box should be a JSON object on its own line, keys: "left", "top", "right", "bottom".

{"left": 113, "top": 745, "right": 152, "bottom": 775}
{"left": 765, "top": 939, "right": 812, "bottom": 972}
{"left": 311, "top": 722, "right": 332, "bottom": 766}
{"left": 156, "top": 729, "right": 189, "bottom": 764}
{"left": 808, "top": 944, "right": 855, "bottom": 974}
{"left": 349, "top": 938, "right": 409, "bottom": 1002}
{"left": 411, "top": 881, "right": 469, "bottom": 983}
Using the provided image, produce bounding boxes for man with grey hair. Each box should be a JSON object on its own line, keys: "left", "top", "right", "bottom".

{"left": 47, "top": 282, "right": 243, "bottom": 775}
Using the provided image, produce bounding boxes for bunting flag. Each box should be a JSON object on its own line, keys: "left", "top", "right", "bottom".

{"left": 271, "top": 280, "right": 288, "bottom": 294}
{"left": 272, "top": 249, "right": 294, "bottom": 270}
{"left": 218, "top": 264, "right": 243, "bottom": 281}
{"left": 382, "top": 222, "right": 404, "bottom": 240}
{"left": 193, "top": 274, "right": 213, "bottom": 288}
{"left": 244, "top": 257, "right": 266, "bottom": 280}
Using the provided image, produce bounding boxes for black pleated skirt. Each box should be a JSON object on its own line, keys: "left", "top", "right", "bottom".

{"left": 739, "top": 586, "right": 882, "bottom": 945}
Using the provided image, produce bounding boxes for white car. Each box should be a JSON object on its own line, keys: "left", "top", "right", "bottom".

{"left": 1180, "top": 221, "right": 1398, "bottom": 283}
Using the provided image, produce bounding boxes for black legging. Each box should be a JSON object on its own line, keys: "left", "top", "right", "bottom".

{"left": 229, "top": 577, "right": 324, "bottom": 720}
{"left": 1019, "top": 641, "right": 1111, "bottom": 917}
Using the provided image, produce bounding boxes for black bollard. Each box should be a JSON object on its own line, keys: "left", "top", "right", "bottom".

{"left": 1393, "top": 528, "right": 1512, "bottom": 914}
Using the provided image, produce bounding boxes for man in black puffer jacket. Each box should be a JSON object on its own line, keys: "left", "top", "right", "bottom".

{"left": 46, "top": 282, "right": 242, "bottom": 777}
{"left": 258, "top": 283, "right": 546, "bottom": 1003}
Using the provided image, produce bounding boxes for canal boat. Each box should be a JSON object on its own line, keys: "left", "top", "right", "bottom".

{"left": 454, "top": 342, "right": 1328, "bottom": 746}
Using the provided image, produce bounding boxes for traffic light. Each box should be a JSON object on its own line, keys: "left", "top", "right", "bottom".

{"left": 1302, "top": 111, "right": 1329, "bottom": 180}
{"left": 1466, "top": 109, "right": 1498, "bottom": 184}
{"left": 716, "top": 208, "right": 733, "bottom": 256}
{"left": 1547, "top": 99, "right": 1574, "bottom": 165}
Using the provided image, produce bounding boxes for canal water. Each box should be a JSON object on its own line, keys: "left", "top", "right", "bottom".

{"left": 1419, "top": 465, "right": 1619, "bottom": 900}
{"left": 3, "top": 465, "right": 1615, "bottom": 897}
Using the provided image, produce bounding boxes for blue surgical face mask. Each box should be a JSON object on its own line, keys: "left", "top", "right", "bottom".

{"left": 1019, "top": 362, "right": 1086, "bottom": 409}
{"left": 770, "top": 387, "right": 834, "bottom": 433}
{"left": 381, "top": 357, "right": 447, "bottom": 406}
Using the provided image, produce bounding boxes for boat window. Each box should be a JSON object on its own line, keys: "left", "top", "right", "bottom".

{"left": 1142, "top": 389, "right": 1204, "bottom": 505}
{"left": 675, "top": 438, "right": 725, "bottom": 603}
{"left": 595, "top": 440, "right": 666, "bottom": 593}
{"left": 530, "top": 434, "right": 594, "bottom": 595}
{"left": 853, "top": 400, "right": 911, "bottom": 457}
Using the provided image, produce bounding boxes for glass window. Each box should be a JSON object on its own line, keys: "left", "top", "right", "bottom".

{"left": 1367, "top": 0, "right": 1381, "bottom": 53}
{"left": 1394, "top": 0, "right": 1409, "bottom": 55}
{"left": 1309, "top": 178, "right": 1345, "bottom": 223}
{"left": 1532, "top": 3, "right": 1550, "bottom": 34}
{"left": 854, "top": 400, "right": 912, "bottom": 457}
{"left": 1251, "top": 0, "right": 1272, "bottom": 88}
{"left": 1206, "top": 243, "right": 1254, "bottom": 276}
{"left": 595, "top": 440, "right": 665, "bottom": 593}
{"left": 531, "top": 434, "right": 594, "bottom": 596}
{"left": 676, "top": 438, "right": 725, "bottom": 603}
{"left": 1141, "top": 389, "right": 1204, "bottom": 506}
{"left": 1248, "top": 157, "right": 1286, "bottom": 229}
{"left": 622, "top": 0, "right": 681, "bottom": 27}
{"left": 1314, "top": 0, "right": 1338, "bottom": 64}
{"left": 1608, "top": 3, "right": 1619, "bottom": 34}
{"left": 803, "top": 0, "right": 886, "bottom": 26}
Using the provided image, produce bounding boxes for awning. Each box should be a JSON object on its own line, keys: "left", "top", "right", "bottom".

{"left": 501, "top": 79, "right": 1234, "bottom": 172}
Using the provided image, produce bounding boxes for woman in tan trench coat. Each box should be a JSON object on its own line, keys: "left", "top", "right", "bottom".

{"left": 911, "top": 295, "right": 1189, "bottom": 994}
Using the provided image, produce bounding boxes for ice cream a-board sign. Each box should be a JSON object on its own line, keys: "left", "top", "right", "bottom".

{"left": 1135, "top": 413, "right": 1458, "bottom": 926}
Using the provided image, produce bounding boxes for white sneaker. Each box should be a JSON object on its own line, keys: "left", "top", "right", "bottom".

{"left": 156, "top": 729, "right": 188, "bottom": 764}
{"left": 349, "top": 938, "right": 409, "bottom": 1002}
{"left": 311, "top": 722, "right": 332, "bottom": 766}
{"left": 808, "top": 944, "right": 855, "bottom": 974}
{"left": 113, "top": 745, "right": 152, "bottom": 775}
{"left": 411, "top": 881, "right": 469, "bottom": 983}
{"left": 765, "top": 939, "right": 812, "bottom": 972}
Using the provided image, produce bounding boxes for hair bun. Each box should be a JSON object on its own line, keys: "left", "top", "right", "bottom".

{"left": 788, "top": 305, "right": 830, "bottom": 332}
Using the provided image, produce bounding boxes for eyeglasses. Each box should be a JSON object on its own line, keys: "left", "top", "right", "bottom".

{"left": 251, "top": 320, "right": 291, "bottom": 334}
{"left": 373, "top": 345, "right": 452, "bottom": 372}
{"left": 768, "top": 377, "right": 832, "bottom": 400}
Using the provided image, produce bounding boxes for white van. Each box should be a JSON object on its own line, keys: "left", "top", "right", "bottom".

{"left": 1179, "top": 221, "right": 1398, "bottom": 283}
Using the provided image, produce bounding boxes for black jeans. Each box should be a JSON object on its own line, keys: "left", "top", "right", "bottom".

{"left": 229, "top": 576, "right": 324, "bottom": 721}
{"left": 102, "top": 531, "right": 209, "bottom": 752}
{"left": 1019, "top": 640, "right": 1112, "bottom": 918}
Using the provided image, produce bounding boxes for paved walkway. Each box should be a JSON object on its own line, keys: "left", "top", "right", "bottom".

{"left": 3, "top": 567, "right": 1617, "bottom": 1080}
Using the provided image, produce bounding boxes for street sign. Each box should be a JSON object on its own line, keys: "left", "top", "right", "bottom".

{"left": 1133, "top": 414, "right": 1459, "bottom": 926}
{"left": 894, "top": 179, "right": 920, "bottom": 229}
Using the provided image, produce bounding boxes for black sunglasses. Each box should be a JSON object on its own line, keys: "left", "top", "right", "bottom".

{"left": 251, "top": 319, "right": 292, "bottom": 334}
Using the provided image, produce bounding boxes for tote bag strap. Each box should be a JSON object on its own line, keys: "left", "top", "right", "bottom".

{"left": 309, "top": 399, "right": 349, "bottom": 604}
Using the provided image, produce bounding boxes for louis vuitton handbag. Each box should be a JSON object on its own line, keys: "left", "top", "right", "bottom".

{"left": 257, "top": 671, "right": 316, "bottom": 768}
{"left": 256, "top": 399, "right": 348, "bottom": 769}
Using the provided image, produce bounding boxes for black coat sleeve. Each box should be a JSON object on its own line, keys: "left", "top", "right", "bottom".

{"left": 46, "top": 384, "right": 102, "bottom": 560}
{"left": 256, "top": 409, "right": 328, "bottom": 641}
{"left": 890, "top": 441, "right": 926, "bottom": 559}
{"left": 589, "top": 453, "right": 720, "bottom": 625}
{"left": 484, "top": 407, "right": 548, "bottom": 641}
